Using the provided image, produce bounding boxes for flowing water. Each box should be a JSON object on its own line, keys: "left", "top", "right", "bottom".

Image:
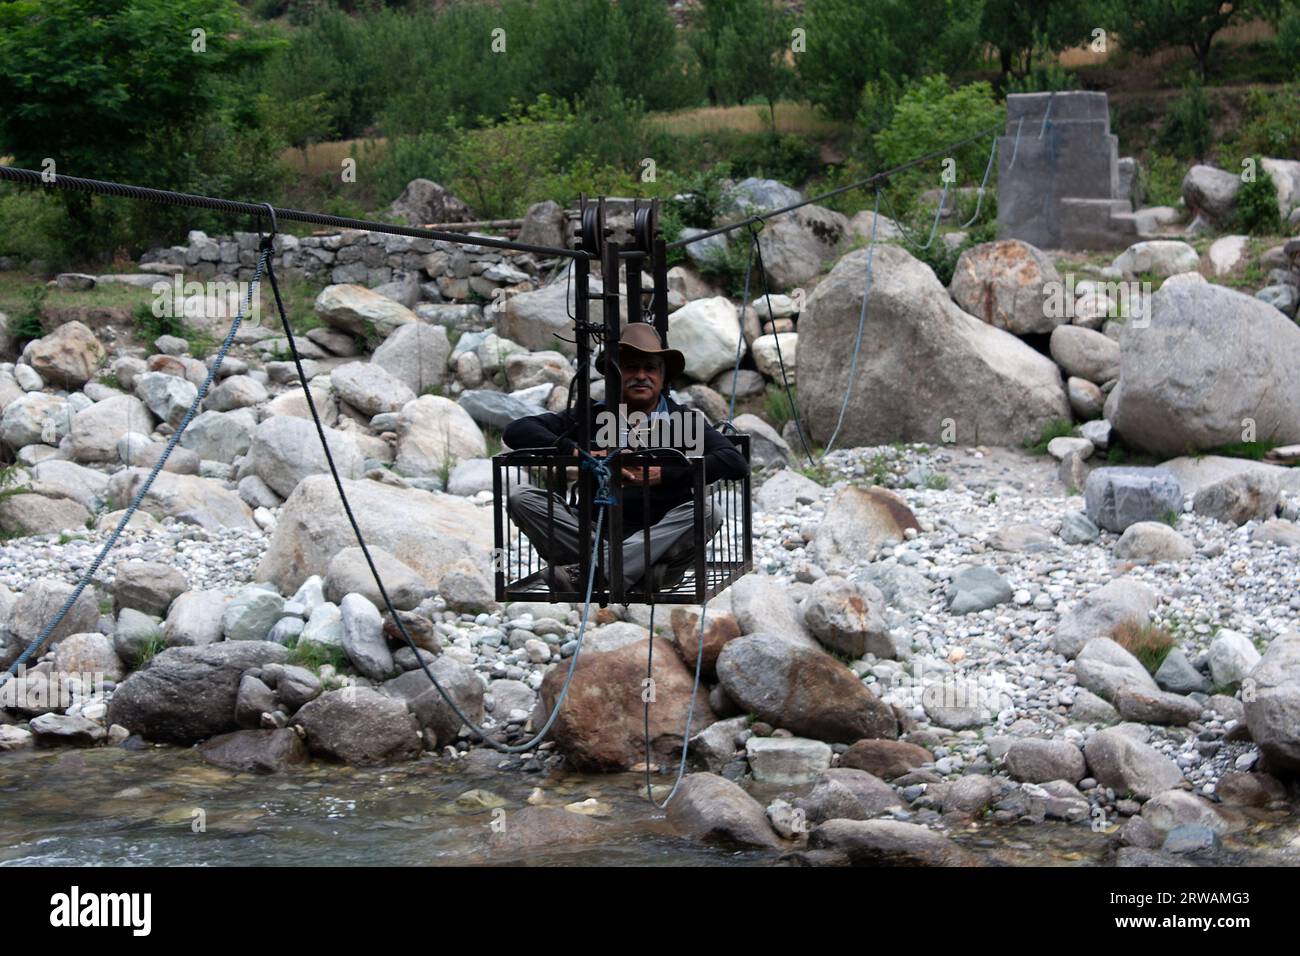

{"left": 0, "top": 745, "right": 1295, "bottom": 866}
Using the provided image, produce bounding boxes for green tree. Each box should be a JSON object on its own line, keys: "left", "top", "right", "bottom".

{"left": 799, "top": 0, "right": 985, "bottom": 120}
{"left": 1103, "top": 0, "right": 1268, "bottom": 78}
{"left": 980, "top": 0, "right": 1104, "bottom": 78}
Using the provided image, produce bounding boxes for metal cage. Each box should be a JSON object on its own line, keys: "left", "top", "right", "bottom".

{"left": 492, "top": 434, "right": 752, "bottom": 606}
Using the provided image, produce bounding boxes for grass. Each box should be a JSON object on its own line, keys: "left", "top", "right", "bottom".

{"left": 922, "top": 472, "right": 950, "bottom": 491}
{"left": 483, "top": 424, "right": 504, "bottom": 458}
{"left": 136, "top": 631, "right": 168, "bottom": 667}
{"left": 287, "top": 639, "right": 351, "bottom": 673}
{"left": 645, "top": 101, "right": 844, "bottom": 137}
{"left": 763, "top": 382, "right": 797, "bottom": 429}
{"left": 1112, "top": 619, "right": 1176, "bottom": 674}
{"left": 1025, "top": 419, "right": 1077, "bottom": 456}
{"left": 1206, "top": 440, "right": 1279, "bottom": 461}
{"left": 1159, "top": 508, "right": 1181, "bottom": 527}
{"left": 797, "top": 458, "right": 834, "bottom": 486}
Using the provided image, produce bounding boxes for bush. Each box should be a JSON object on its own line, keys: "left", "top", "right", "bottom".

{"left": 1140, "top": 154, "right": 1186, "bottom": 208}
{"left": 1221, "top": 84, "right": 1300, "bottom": 160}
{"left": 1158, "top": 73, "right": 1214, "bottom": 160}
{"left": 1236, "top": 157, "right": 1281, "bottom": 235}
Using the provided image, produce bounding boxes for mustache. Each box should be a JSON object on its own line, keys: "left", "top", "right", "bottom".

{"left": 627, "top": 378, "right": 655, "bottom": 388}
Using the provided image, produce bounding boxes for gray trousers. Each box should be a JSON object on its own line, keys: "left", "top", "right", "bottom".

{"left": 507, "top": 485, "right": 721, "bottom": 592}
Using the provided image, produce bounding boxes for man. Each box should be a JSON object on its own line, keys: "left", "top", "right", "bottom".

{"left": 503, "top": 322, "right": 749, "bottom": 596}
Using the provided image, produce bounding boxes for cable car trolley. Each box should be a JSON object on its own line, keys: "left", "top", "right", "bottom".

{"left": 491, "top": 197, "right": 753, "bottom": 607}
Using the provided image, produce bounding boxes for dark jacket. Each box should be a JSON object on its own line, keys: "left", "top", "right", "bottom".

{"left": 502, "top": 393, "right": 749, "bottom": 534}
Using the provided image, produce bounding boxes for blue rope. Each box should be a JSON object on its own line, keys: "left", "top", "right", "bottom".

{"left": 579, "top": 451, "right": 615, "bottom": 505}
{"left": 0, "top": 246, "right": 270, "bottom": 688}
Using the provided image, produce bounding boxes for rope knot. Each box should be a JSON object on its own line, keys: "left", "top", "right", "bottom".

{"left": 579, "top": 451, "right": 615, "bottom": 505}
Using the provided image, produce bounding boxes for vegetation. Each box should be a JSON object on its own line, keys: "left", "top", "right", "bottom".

{"left": 1026, "top": 419, "right": 1076, "bottom": 455}
{"left": 1235, "top": 158, "right": 1282, "bottom": 235}
{"left": 1112, "top": 619, "right": 1176, "bottom": 673}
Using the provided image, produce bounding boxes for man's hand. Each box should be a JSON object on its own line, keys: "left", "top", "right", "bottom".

{"left": 621, "top": 464, "right": 662, "bottom": 486}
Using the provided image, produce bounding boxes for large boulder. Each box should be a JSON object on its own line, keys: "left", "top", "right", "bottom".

{"left": 198, "top": 728, "right": 310, "bottom": 774}
{"left": 537, "top": 636, "right": 715, "bottom": 772}
{"left": 715, "top": 633, "right": 897, "bottom": 743}
{"left": 948, "top": 239, "right": 1063, "bottom": 335}
{"left": 292, "top": 687, "right": 423, "bottom": 765}
{"left": 330, "top": 361, "right": 415, "bottom": 416}
{"left": 105, "top": 467, "right": 257, "bottom": 531}
{"left": 387, "top": 178, "right": 472, "bottom": 225}
{"left": 246, "top": 414, "right": 364, "bottom": 499}
{"left": 384, "top": 655, "right": 484, "bottom": 749}
{"left": 372, "top": 322, "right": 450, "bottom": 396}
{"left": 106, "top": 641, "right": 289, "bottom": 744}
{"left": 0, "top": 493, "right": 90, "bottom": 537}
{"left": 755, "top": 204, "right": 850, "bottom": 287}
{"left": 325, "top": 546, "right": 426, "bottom": 611}
{"left": 798, "top": 244, "right": 1068, "bottom": 447}
{"left": 516, "top": 199, "right": 566, "bottom": 248}
{"left": 1110, "top": 240, "right": 1199, "bottom": 277}
{"left": 28, "top": 459, "right": 110, "bottom": 512}
{"left": 1083, "top": 725, "right": 1183, "bottom": 798}
{"left": 257, "top": 474, "right": 491, "bottom": 595}
{"left": 394, "top": 395, "right": 486, "bottom": 477}
{"left": 2, "top": 579, "right": 101, "bottom": 669}
{"left": 1, "top": 393, "right": 72, "bottom": 449}
{"left": 24, "top": 321, "right": 105, "bottom": 388}
{"left": 69, "top": 394, "right": 152, "bottom": 462}
{"left": 1109, "top": 281, "right": 1300, "bottom": 456}
{"left": 1075, "top": 637, "right": 1160, "bottom": 702}
{"left": 315, "top": 284, "right": 416, "bottom": 340}
{"left": 133, "top": 371, "right": 197, "bottom": 427}
{"left": 726, "top": 573, "right": 817, "bottom": 649}
{"left": 1054, "top": 578, "right": 1159, "bottom": 658}
{"left": 1181, "top": 164, "right": 1240, "bottom": 223}
{"left": 1243, "top": 630, "right": 1300, "bottom": 776}
{"left": 1049, "top": 325, "right": 1120, "bottom": 384}
{"left": 1084, "top": 467, "right": 1182, "bottom": 533}
{"left": 667, "top": 297, "right": 742, "bottom": 382}
{"left": 665, "top": 772, "right": 782, "bottom": 848}
{"left": 808, "top": 819, "right": 974, "bottom": 866}
{"left": 499, "top": 271, "right": 603, "bottom": 356}
{"left": 178, "top": 408, "right": 256, "bottom": 463}
{"left": 811, "top": 485, "right": 920, "bottom": 569}
{"left": 801, "top": 575, "right": 893, "bottom": 659}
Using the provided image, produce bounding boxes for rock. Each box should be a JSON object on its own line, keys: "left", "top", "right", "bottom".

{"left": 1084, "top": 467, "right": 1182, "bottom": 533}
{"left": 1054, "top": 578, "right": 1158, "bottom": 658}
{"left": 921, "top": 676, "right": 1005, "bottom": 730}
{"left": 746, "top": 736, "right": 832, "bottom": 785}
{"left": 1255, "top": 518, "right": 1300, "bottom": 547}
{"left": 133, "top": 371, "right": 197, "bottom": 427}
{"left": 68, "top": 394, "right": 152, "bottom": 463}
{"left": 1182, "top": 164, "right": 1240, "bottom": 222}
{"left": 219, "top": 587, "right": 284, "bottom": 643}
{"left": 666, "top": 297, "right": 742, "bottom": 382}
{"left": 1208, "top": 235, "right": 1249, "bottom": 276}
{"left": 394, "top": 395, "right": 486, "bottom": 477}
{"left": 0, "top": 725, "right": 34, "bottom": 752}
{"left": 106, "top": 467, "right": 256, "bottom": 531}
{"left": 163, "top": 590, "right": 229, "bottom": 647}
{"left": 722, "top": 177, "right": 802, "bottom": 216}
{"left": 839, "top": 739, "right": 933, "bottom": 779}
{"left": 989, "top": 522, "right": 1058, "bottom": 552}
{"left": 387, "top": 178, "right": 471, "bottom": 225}
{"left": 264, "top": 379, "right": 338, "bottom": 427}
{"left": 946, "top": 566, "right": 1012, "bottom": 614}
{"left": 234, "top": 673, "right": 277, "bottom": 728}
{"left": 446, "top": 458, "right": 494, "bottom": 497}
{"left": 292, "top": 687, "right": 423, "bottom": 765}
{"left": 339, "top": 593, "right": 394, "bottom": 680}
{"left": 300, "top": 602, "right": 344, "bottom": 649}
{"left": 315, "top": 284, "right": 416, "bottom": 340}
{"left": 730, "top": 413, "right": 792, "bottom": 468}
{"left": 750, "top": 333, "right": 797, "bottom": 380}
{"left": 1242, "top": 631, "right": 1300, "bottom": 775}
{"left": 669, "top": 607, "right": 741, "bottom": 681}
{"left": 504, "top": 350, "right": 570, "bottom": 392}
{"left": 29, "top": 713, "right": 106, "bottom": 746}
{"left": 1115, "top": 685, "right": 1202, "bottom": 725}
{"left": 716, "top": 633, "right": 896, "bottom": 743}
{"left": 727, "top": 573, "right": 816, "bottom": 648}
{"left": 1110, "top": 282, "right": 1300, "bottom": 456}
{"left": 1058, "top": 510, "right": 1101, "bottom": 545}
{"left": 436, "top": 560, "right": 494, "bottom": 614}
{"left": 1075, "top": 637, "right": 1160, "bottom": 702}
{"left": 4, "top": 579, "right": 100, "bottom": 669}
{"left": 237, "top": 474, "right": 282, "bottom": 510}
{"left": 516, "top": 199, "right": 565, "bottom": 248}
{"left": 1, "top": 393, "right": 72, "bottom": 449}
{"left": 1192, "top": 469, "right": 1281, "bottom": 525}
{"left": 106, "top": 641, "right": 288, "bottom": 744}
{"left": 665, "top": 773, "right": 782, "bottom": 848}
{"left": 1049, "top": 325, "right": 1120, "bottom": 384}
{"left": 801, "top": 576, "right": 893, "bottom": 659}
{"left": 384, "top": 655, "right": 484, "bottom": 748}
{"left": 1154, "top": 647, "right": 1208, "bottom": 694}
{"left": 1083, "top": 726, "right": 1183, "bottom": 799}
{"left": 198, "top": 728, "right": 309, "bottom": 773}
{"left": 755, "top": 468, "right": 823, "bottom": 512}
{"left": 50, "top": 631, "right": 123, "bottom": 681}
{"left": 799, "top": 244, "right": 1069, "bottom": 447}
{"left": 1111, "top": 240, "right": 1199, "bottom": 277}
{"left": 113, "top": 608, "right": 162, "bottom": 667}
{"left": 205, "top": 375, "right": 267, "bottom": 412}
{"left": 113, "top": 560, "right": 187, "bottom": 617}
{"left": 754, "top": 204, "right": 849, "bottom": 287}
{"left": 0, "top": 493, "right": 91, "bottom": 536}
{"left": 457, "top": 389, "right": 541, "bottom": 432}
{"left": 325, "top": 546, "right": 426, "bottom": 612}
{"left": 1067, "top": 377, "right": 1104, "bottom": 420}
{"left": 1069, "top": 687, "right": 1119, "bottom": 724}
{"left": 258, "top": 474, "right": 489, "bottom": 595}
{"left": 178, "top": 408, "right": 256, "bottom": 463}
{"left": 1005, "top": 738, "right": 1086, "bottom": 783}
{"left": 246, "top": 414, "right": 364, "bottom": 499}
{"left": 812, "top": 486, "right": 920, "bottom": 569}
{"left": 800, "top": 767, "right": 903, "bottom": 822}
{"left": 536, "top": 635, "right": 714, "bottom": 771}
{"left": 948, "top": 239, "right": 1064, "bottom": 335}
{"left": 713, "top": 368, "right": 764, "bottom": 398}
{"left": 1207, "top": 629, "right": 1260, "bottom": 688}
{"left": 1141, "top": 789, "right": 1242, "bottom": 835}
{"left": 809, "top": 819, "right": 973, "bottom": 866}
{"left": 331, "top": 361, "right": 416, "bottom": 417}
{"left": 1114, "top": 522, "right": 1193, "bottom": 562}
{"left": 25, "top": 321, "right": 105, "bottom": 387}
{"left": 499, "top": 273, "right": 602, "bottom": 357}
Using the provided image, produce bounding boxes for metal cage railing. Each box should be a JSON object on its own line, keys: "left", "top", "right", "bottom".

{"left": 492, "top": 434, "right": 752, "bottom": 606}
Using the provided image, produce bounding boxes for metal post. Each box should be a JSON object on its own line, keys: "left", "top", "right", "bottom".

{"left": 603, "top": 236, "right": 624, "bottom": 603}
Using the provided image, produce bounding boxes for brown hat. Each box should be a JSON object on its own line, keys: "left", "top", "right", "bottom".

{"left": 595, "top": 321, "right": 685, "bottom": 380}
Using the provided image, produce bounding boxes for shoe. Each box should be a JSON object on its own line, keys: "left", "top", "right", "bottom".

{"left": 546, "top": 563, "right": 576, "bottom": 593}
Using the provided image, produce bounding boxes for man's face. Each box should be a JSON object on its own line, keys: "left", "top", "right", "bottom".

{"left": 620, "top": 351, "right": 663, "bottom": 408}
